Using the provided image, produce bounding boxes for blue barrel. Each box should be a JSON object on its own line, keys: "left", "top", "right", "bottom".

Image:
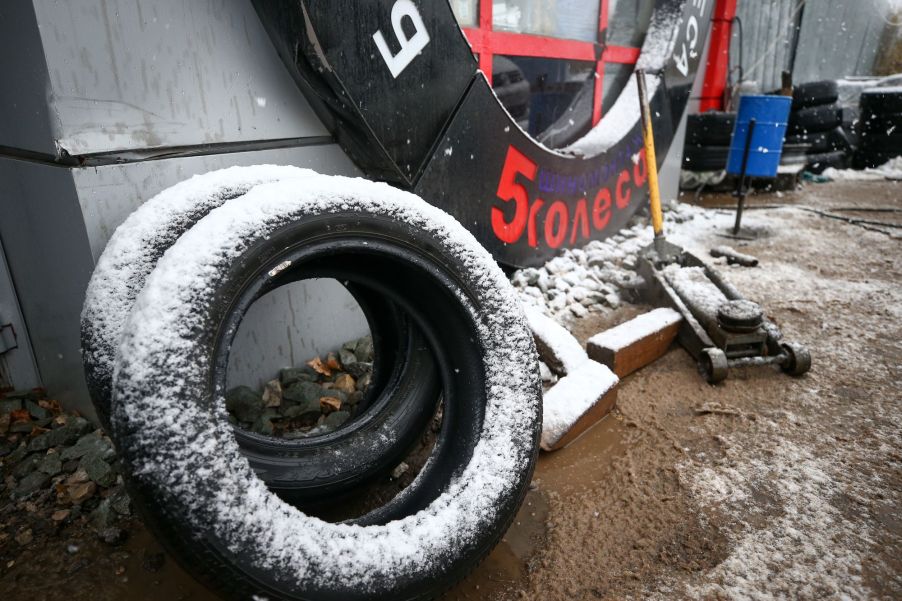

{"left": 726, "top": 95, "right": 792, "bottom": 178}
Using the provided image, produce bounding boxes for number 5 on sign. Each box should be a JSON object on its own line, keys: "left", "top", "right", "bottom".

{"left": 373, "top": 0, "right": 431, "bottom": 78}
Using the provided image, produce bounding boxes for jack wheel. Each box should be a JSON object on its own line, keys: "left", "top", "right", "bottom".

{"left": 781, "top": 342, "right": 811, "bottom": 376}
{"left": 700, "top": 348, "right": 729, "bottom": 384}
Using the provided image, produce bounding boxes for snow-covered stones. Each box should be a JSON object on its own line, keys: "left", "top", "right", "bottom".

{"left": 509, "top": 205, "right": 700, "bottom": 323}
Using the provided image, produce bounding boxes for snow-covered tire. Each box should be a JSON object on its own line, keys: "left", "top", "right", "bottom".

{"left": 788, "top": 104, "right": 843, "bottom": 135}
{"left": 82, "top": 165, "right": 315, "bottom": 425}
{"left": 861, "top": 89, "right": 902, "bottom": 114}
{"left": 792, "top": 80, "right": 839, "bottom": 109}
{"left": 81, "top": 166, "right": 441, "bottom": 503}
{"left": 112, "top": 175, "right": 542, "bottom": 600}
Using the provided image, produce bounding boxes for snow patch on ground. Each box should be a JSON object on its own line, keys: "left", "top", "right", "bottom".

{"left": 823, "top": 156, "right": 902, "bottom": 181}
{"left": 680, "top": 429, "right": 874, "bottom": 600}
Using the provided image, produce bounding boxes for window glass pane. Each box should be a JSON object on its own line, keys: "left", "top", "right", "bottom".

{"left": 608, "top": 0, "right": 655, "bottom": 47}
{"left": 494, "top": 55, "right": 595, "bottom": 143}
{"left": 450, "top": 0, "right": 478, "bottom": 27}
{"left": 493, "top": 0, "right": 599, "bottom": 43}
{"left": 601, "top": 62, "right": 634, "bottom": 115}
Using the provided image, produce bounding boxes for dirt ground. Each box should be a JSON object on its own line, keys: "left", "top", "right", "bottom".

{"left": 1, "top": 179, "right": 900, "bottom": 600}
{"left": 447, "top": 179, "right": 902, "bottom": 600}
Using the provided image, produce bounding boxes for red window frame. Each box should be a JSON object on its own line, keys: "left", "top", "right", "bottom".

{"left": 462, "top": 0, "right": 643, "bottom": 127}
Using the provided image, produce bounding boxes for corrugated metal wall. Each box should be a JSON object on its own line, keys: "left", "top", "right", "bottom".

{"left": 732, "top": 0, "right": 896, "bottom": 91}
{"left": 733, "top": 0, "right": 799, "bottom": 91}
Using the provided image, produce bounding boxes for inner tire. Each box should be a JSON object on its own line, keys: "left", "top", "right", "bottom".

{"left": 111, "top": 175, "right": 542, "bottom": 601}
{"left": 81, "top": 166, "right": 441, "bottom": 501}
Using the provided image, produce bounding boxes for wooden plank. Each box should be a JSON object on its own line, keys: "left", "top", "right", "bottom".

{"left": 540, "top": 361, "right": 619, "bottom": 452}
{"left": 542, "top": 387, "right": 618, "bottom": 452}
{"left": 587, "top": 308, "right": 683, "bottom": 378}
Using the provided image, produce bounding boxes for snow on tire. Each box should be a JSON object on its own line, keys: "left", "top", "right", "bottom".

{"left": 111, "top": 175, "right": 542, "bottom": 600}
{"left": 82, "top": 164, "right": 315, "bottom": 427}
{"left": 82, "top": 165, "right": 442, "bottom": 503}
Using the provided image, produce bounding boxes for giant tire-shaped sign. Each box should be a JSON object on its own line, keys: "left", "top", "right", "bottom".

{"left": 253, "top": 0, "right": 713, "bottom": 267}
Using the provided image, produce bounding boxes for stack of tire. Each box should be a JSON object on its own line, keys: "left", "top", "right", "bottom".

{"left": 80, "top": 166, "right": 542, "bottom": 600}
{"left": 683, "top": 111, "right": 735, "bottom": 172}
{"left": 785, "top": 80, "right": 853, "bottom": 174}
{"left": 856, "top": 88, "right": 902, "bottom": 168}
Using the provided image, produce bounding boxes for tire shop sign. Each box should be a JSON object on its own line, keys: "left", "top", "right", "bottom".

{"left": 252, "top": 0, "right": 713, "bottom": 268}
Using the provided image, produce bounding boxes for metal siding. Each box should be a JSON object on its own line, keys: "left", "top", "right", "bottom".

{"left": 734, "top": 0, "right": 892, "bottom": 90}
{"left": 3, "top": 144, "right": 359, "bottom": 418}
{"left": 31, "top": 0, "right": 330, "bottom": 157}
{"left": 0, "top": 2, "right": 59, "bottom": 156}
{"left": 733, "top": 0, "right": 797, "bottom": 92}
{"left": 0, "top": 159, "right": 96, "bottom": 412}
{"left": 72, "top": 145, "right": 360, "bottom": 261}
{"left": 226, "top": 280, "right": 370, "bottom": 391}
{"left": 793, "top": 0, "right": 888, "bottom": 83}
{"left": 0, "top": 237, "right": 41, "bottom": 391}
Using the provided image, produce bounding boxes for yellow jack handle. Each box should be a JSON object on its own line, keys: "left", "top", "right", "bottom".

{"left": 636, "top": 70, "right": 664, "bottom": 240}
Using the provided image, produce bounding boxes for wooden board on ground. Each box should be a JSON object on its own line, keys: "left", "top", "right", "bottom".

{"left": 540, "top": 361, "right": 619, "bottom": 452}
{"left": 587, "top": 308, "right": 682, "bottom": 378}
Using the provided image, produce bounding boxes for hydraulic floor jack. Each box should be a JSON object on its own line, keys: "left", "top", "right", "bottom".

{"left": 633, "top": 71, "right": 811, "bottom": 384}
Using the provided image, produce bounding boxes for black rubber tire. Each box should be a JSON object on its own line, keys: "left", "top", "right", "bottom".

{"left": 780, "top": 342, "right": 811, "bottom": 377}
{"left": 81, "top": 166, "right": 441, "bottom": 503}
{"left": 860, "top": 133, "right": 902, "bottom": 154}
{"left": 233, "top": 288, "right": 440, "bottom": 506}
{"left": 854, "top": 149, "right": 902, "bottom": 169}
{"left": 780, "top": 143, "right": 811, "bottom": 166}
{"left": 806, "top": 150, "right": 849, "bottom": 174}
{"left": 786, "top": 127, "right": 851, "bottom": 154}
{"left": 700, "top": 348, "right": 729, "bottom": 384}
{"left": 687, "top": 112, "right": 736, "bottom": 146}
{"left": 860, "top": 89, "right": 902, "bottom": 114}
{"left": 788, "top": 104, "right": 843, "bottom": 135}
{"left": 792, "top": 80, "right": 839, "bottom": 109}
{"left": 860, "top": 112, "right": 902, "bottom": 135}
{"left": 83, "top": 166, "right": 314, "bottom": 427}
{"left": 683, "top": 145, "right": 731, "bottom": 172}
{"left": 111, "top": 176, "right": 542, "bottom": 601}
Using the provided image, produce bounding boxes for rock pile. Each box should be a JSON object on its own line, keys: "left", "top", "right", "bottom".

{"left": 510, "top": 202, "right": 700, "bottom": 323}
{"left": 0, "top": 389, "right": 131, "bottom": 552}
{"left": 226, "top": 335, "right": 375, "bottom": 439}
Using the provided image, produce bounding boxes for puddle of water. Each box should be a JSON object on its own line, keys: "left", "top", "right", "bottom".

{"left": 442, "top": 415, "right": 629, "bottom": 599}
{"left": 535, "top": 416, "right": 629, "bottom": 495}
{"left": 441, "top": 489, "right": 549, "bottom": 600}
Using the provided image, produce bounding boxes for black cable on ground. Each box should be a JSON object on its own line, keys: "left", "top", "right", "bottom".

{"left": 701, "top": 204, "right": 901, "bottom": 236}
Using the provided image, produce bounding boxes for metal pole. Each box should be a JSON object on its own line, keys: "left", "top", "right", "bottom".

{"left": 733, "top": 118, "right": 756, "bottom": 235}
{"left": 635, "top": 70, "right": 665, "bottom": 254}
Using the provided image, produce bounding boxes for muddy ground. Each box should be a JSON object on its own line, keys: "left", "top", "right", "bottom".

{"left": 1, "top": 179, "right": 900, "bottom": 600}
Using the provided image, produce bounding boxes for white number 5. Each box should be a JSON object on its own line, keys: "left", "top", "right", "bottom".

{"left": 373, "top": 0, "right": 431, "bottom": 79}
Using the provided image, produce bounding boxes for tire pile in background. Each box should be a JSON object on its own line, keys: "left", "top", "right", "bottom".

{"left": 683, "top": 111, "right": 735, "bottom": 173}
{"left": 857, "top": 88, "right": 902, "bottom": 169}
{"left": 785, "top": 80, "right": 852, "bottom": 174}
{"left": 683, "top": 80, "right": 902, "bottom": 177}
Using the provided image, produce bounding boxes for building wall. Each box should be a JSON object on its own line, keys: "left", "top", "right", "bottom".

{"left": 0, "top": 1, "right": 366, "bottom": 418}
{"left": 732, "top": 0, "right": 896, "bottom": 92}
